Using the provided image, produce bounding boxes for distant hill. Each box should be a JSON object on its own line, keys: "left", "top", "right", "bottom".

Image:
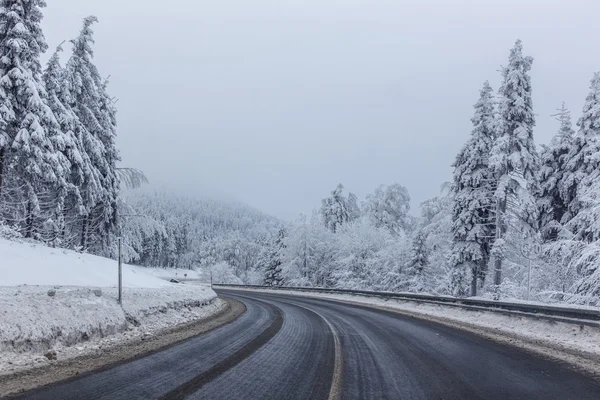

{"left": 121, "top": 191, "right": 283, "bottom": 282}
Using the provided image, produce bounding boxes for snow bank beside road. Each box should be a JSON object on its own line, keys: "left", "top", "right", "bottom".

{"left": 0, "top": 285, "right": 216, "bottom": 353}
{"left": 0, "top": 238, "right": 219, "bottom": 376}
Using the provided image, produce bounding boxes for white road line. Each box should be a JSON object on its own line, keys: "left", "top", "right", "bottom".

{"left": 322, "top": 313, "right": 343, "bottom": 400}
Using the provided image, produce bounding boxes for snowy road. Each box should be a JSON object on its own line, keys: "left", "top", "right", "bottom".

{"left": 10, "top": 290, "right": 600, "bottom": 400}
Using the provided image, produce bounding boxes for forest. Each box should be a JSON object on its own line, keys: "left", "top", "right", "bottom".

{"left": 0, "top": 1, "right": 599, "bottom": 305}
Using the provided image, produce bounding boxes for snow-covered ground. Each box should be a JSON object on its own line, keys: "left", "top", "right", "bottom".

{"left": 0, "top": 237, "right": 205, "bottom": 287}
{"left": 221, "top": 287, "right": 600, "bottom": 370}
{"left": 0, "top": 238, "right": 219, "bottom": 376}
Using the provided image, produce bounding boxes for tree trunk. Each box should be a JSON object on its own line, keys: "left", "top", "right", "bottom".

{"left": 80, "top": 214, "right": 88, "bottom": 250}
{"left": 25, "top": 201, "right": 33, "bottom": 238}
{"left": 0, "top": 148, "right": 5, "bottom": 202}
{"left": 61, "top": 204, "right": 68, "bottom": 242}
{"left": 470, "top": 266, "right": 478, "bottom": 297}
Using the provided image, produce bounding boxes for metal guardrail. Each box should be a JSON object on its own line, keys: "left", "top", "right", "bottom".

{"left": 214, "top": 284, "right": 600, "bottom": 327}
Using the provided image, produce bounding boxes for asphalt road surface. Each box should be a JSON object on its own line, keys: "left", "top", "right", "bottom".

{"left": 9, "top": 289, "right": 600, "bottom": 400}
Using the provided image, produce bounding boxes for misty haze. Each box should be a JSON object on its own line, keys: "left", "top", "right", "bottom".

{"left": 1, "top": 1, "right": 600, "bottom": 399}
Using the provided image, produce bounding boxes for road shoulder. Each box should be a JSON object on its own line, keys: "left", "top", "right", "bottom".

{"left": 0, "top": 296, "right": 245, "bottom": 398}
{"left": 222, "top": 288, "right": 600, "bottom": 381}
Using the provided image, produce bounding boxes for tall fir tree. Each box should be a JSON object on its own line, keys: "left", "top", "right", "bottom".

{"left": 538, "top": 103, "right": 575, "bottom": 242}
{"left": 559, "top": 75, "right": 600, "bottom": 298}
{"left": 489, "top": 40, "right": 539, "bottom": 294}
{"left": 43, "top": 44, "right": 92, "bottom": 243}
{"left": 0, "top": 0, "right": 69, "bottom": 237}
{"left": 408, "top": 229, "right": 428, "bottom": 274}
{"left": 262, "top": 228, "right": 286, "bottom": 286}
{"left": 561, "top": 73, "right": 600, "bottom": 235}
{"left": 94, "top": 75, "right": 120, "bottom": 250}
{"left": 65, "top": 16, "right": 120, "bottom": 251}
{"left": 451, "top": 81, "right": 496, "bottom": 296}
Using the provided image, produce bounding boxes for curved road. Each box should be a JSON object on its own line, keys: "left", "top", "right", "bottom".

{"left": 10, "top": 289, "right": 600, "bottom": 400}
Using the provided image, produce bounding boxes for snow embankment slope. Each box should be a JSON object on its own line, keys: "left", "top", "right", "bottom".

{"left": 0, "top": 238, "right": 205, "bottom": 287}
{"left": 0, "top": 238, "right": 219, "bottom": 375}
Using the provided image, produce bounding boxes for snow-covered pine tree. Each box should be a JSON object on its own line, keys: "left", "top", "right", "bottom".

{"left": 281, "top": 214, "right": 312, "bottom": 285}
{"left": 364, "top": 183, "right": 411, "bottom": 236}
{"left": 320, "top": 184, "right": 349, "bottom": 233}
{"left": 407, "top": 229, "right": 428, "bottom": 292}
{"left": 347, "top": 192, "right": 361, "bottom": 222}
{"left": 451, "top": 81, "right": 496, "bottom": 296}
{"left": 489, "top": 39, "right": 539, "bottom": 294}
{"left": 65, "top": 16, "right": 120, "bottom": 252}
{"left": 535, "top": 74, "right": 600, "bottom": 302}
{"left": 43, "top": 44, "right": 95, "bottom": 245}
{"left": 538, "top": 103, "right": 575, "bottom": 242}
{"left": 561, "top": 73, "right": 600, "bottom": 233}
{"left": 0, "top": 0, "right": 70, "bottom": 238}
{"left": 541, "top": 74, "right": 600, "bottom": 302}
{"left": 262, "top": 228, "right": 286, "bottom": 286}
{"left": 93, "top": 75, "right": 120, "bottom": 251}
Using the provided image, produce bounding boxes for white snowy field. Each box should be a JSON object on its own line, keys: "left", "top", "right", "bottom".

{"left": 0, "top": 237, "right": 206, "bottom": 287}
{"left": 0, "top": 238, "right": 218, "bottom": 375}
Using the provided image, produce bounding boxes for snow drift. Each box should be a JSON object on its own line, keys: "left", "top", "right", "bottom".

{"left": 0, "top": 238, "right": 217, "bottom": 369}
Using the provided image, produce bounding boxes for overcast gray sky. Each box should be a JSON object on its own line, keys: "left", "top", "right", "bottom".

{"left": 43, "top": 0, "right": 600, "bottom": 220}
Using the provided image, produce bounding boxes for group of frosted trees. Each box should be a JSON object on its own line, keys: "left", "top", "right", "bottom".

{"left": 451, "top": 40, "right": 600, "bottom": 302}
{"left": 271, "top": 183, "right": 426, "bottom": 291}
{"left": 0, "top": 1, "right": 121, "bottom": 255}
{"left": 273, "top": 40, "right": 600, "bottom": 304}
{"left": 120, "top": 191, "right": 282, "bottom": 282}
{"left": 2, "top": 3, "right": 597, "bottom": 305}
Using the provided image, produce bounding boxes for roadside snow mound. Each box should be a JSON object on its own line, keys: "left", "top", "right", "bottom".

{"left": 0, "top": 238, "right": 218, "bottom": 366}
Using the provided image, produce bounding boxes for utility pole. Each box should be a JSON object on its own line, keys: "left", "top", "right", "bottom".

{"left": 118, "top": 237, "right": 122, "bottom": 305}
{"left": 116, "top": 214, "right": 151, "bottom": 305}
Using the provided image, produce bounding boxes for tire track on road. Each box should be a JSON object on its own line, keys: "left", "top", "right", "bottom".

{"left": 268, "top": 298, "right": 343, "bottom": 400}
{"left": 159, "top": 301, "right": 283, "bottom": 400}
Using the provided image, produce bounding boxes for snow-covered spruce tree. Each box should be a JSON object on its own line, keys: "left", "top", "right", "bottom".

{"left": 347, "top": 192, "right": 361, "bottom": 222}
{"left": 538, "top": 103, "right": 575, "bottom": 242}
{"left": 320, "top": 184, "right": 349, "bottom": 233}
{"left": 406, "top": 229, "right": 429, "bottom": 292}
{"left": 561, "top": 73, "right": 600, "bottom": 233}
{"left": 65, "top": 16, "right": 120, "bottom": 252}
{"left": 43, "top": 44, "right": 96, "bottom": 245}
{"left": 94, "top": 75, "right": 120, "bottom": 252}
{"left": 364, "top": 183, "right": 411, "bottom": 237}
{"left": 450, "top": 81, "right": 496, "bottom": 297}
{"left": 0, "top": 0, "right": 71, "bottom": 239}
{"left": 489, "top": 39, "right": 539, "bottom": 295}
{"left": 262, "top": 228, "right": 286, "bottom": 286}
{"left": 555, "top": 73, "right": 600, "bottom": 301}
{"left": 281, "top": 214, "right": 312, "bottom": 285}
